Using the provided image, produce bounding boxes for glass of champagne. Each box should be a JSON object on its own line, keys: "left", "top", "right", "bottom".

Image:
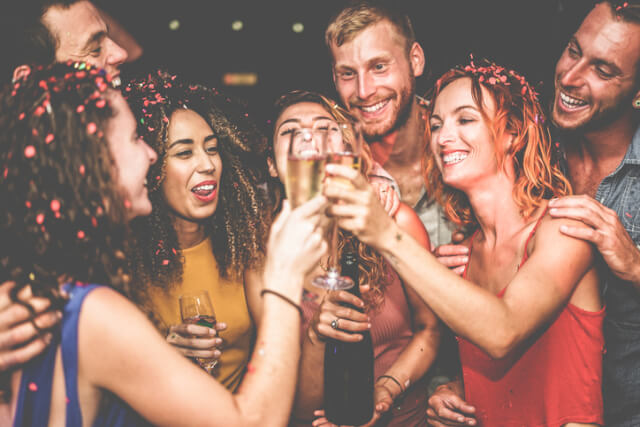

{"left": 179, "top": 290, "right": 218, "bottom": 374}
{"left": 312, "top": 119, "right": 363, "bottom": 290}
{"left": 285, "top": 126, "right": 328, "bottom": 208}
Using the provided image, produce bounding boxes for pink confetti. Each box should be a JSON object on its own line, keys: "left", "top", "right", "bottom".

{"left": 86, "top": 122, "right": 97, "bottom": 134}
{"left": 95, "top": 99, "right": 106, "bottom": 109}
{"left": 28, "top": 382, "right": 38, "bottom": 392}
{"left": 77, "top": 230, "right": 85, "bottom": 239}
{"left": 25, "top": 201, "right": 31, "bottom": 208}
{"left": 50, "top": 199, "right": 60, "bottom": 212}
{"left": 36, "top": 213, "right": 45, "bottom": 225}
{"left": 123, "top": 199, "right": 131, "bottom": 209}
{"left": 91, "top": 217, "right": 98, "bottom": 227}
{"left": 24, "top": 145, "right": 36, "bottom": 158}
{"left": 18, "top": 112, "right": 25, "bottom": 120}
{"left": 625, "top": 212, "right": 632, "bottom": 218}
{"left": 79, "top": 165, "right": 85, "bottom": 175}
{"left": 34, "top": 106, "right": 45, "bottom": 116}
{"left": 76, "top": 105, "right": 85, "bottom": 113}
{"left": 45, "top": 134, "right": 55, "bottom": 144}
{"left": 162, "top": 259, "right": 170, "bottom": 265}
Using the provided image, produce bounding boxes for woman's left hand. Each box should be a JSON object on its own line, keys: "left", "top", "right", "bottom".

{"left": 324, "top": 164, "right": 396, "bottom": 249}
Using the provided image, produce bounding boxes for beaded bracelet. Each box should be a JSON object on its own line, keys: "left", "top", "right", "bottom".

{"left": 260, "top": 289, "right": 303, "bottom": 318}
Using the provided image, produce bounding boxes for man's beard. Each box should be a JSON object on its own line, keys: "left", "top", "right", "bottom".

{"left": 362, "top": 78, "right": 416, "bottom": 142}
{"left": 552, "top": 90, "right": 635, "bottom": 135}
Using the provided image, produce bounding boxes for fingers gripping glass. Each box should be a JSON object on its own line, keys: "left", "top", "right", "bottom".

{"left": 312, "top": 120, "right": 363, "bottom": 290}
{"left": 179, "top": 290, "right": 218, "bottom": 374}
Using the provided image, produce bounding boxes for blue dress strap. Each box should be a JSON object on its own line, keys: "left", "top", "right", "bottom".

{"left": 13, "top": 284, "right": 102, "bottom": 427}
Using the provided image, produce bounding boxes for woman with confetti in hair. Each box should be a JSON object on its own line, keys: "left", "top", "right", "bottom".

{"left": 124, "top": 70, "right": 273, "bottom": 392}
{"left": 326, "top": 60, "right": 605, "bottom": 426}
{"left": 2, "top": 61, "right": 327, "bottom": 426}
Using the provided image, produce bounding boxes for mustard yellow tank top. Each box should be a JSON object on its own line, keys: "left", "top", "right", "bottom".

{"left": 148, "top": 237, "right": 254, "bottom": 392}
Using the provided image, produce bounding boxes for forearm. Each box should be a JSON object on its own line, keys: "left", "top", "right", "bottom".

{"left": 292, "top": 327, "right": 325, "bottom": 419}
{"left": 233, "top": 295, "right": 302, "bottom": 427}
{"left": 379, "top": 326, "right": 439, "bottom": 397}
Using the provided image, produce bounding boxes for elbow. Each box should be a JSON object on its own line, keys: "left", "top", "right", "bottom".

{"left": 484, "top": 329, "right": 519, "bottom": 360}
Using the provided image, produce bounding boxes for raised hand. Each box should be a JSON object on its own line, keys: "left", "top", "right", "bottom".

{"left": 309, "top": 290, "right": 370, "bottom": 343}
{"left": 166, "top": 321, "right": 227, "bottom": 360}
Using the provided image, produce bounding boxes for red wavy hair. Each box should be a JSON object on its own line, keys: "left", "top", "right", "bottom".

{"left": 423, "top": 60, "right": 572, "bottom": 228}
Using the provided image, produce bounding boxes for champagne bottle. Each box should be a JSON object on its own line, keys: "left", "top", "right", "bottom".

{"left": 323, "top": 240, "right": 374, "bottom": 426}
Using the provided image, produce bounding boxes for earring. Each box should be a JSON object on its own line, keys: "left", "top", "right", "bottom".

{"left": 635, "top": 99, "right": 640, "bottom": 109}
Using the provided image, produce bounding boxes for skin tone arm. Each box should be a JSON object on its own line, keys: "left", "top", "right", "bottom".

{"left": 325, "top": 165, "right": 597, "bottom": 359}
{"left": 74, "top": 197, "right": 328, "bottom": 427}
{"left": 549, "top": 195, "right": 640, "bottom": 288}
{"left": 295, "top": 205, "right": 440, "bottom": 425}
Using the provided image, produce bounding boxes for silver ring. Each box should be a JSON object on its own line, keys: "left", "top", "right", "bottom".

{"left": 330, "top": 318, "right": 339, "bottom": 330}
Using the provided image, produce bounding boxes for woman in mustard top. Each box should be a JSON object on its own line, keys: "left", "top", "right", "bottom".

{"left": 125, "top": 71, "right": 272, "bottom": 391}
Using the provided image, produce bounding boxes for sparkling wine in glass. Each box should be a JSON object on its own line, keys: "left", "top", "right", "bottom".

{"left": 312, "top": 120, "right": 363, "bottom": 290}
{"left": 179, "top": 290, "right": 218, "bottom": 374}
{"left": 285, "top": 127, "right": 328, "bottom": 208}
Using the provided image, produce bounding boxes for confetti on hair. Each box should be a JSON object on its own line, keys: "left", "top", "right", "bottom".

{"left": 18, "top": 112, "right": 25, "bottom": 120}
{"left": 162, "top": 259, "right": 170, "bottom": 265}
{"left": 87, "top": 122, "right": 97, "bottom": 134}
{"left": 76, "top": 105, "right": 85, "bottom": 113}
{"left": 28, "top": 382, "right": 38, "bottom": 392}
{"left": 24, "top": 146, "right": 36, "bottom": 158}
{"left": 79, "top": 165, "right": 85, "bottom": 175}
{"left": 626, "top": 212, "right": 632, "bottom": 218}
{"left": 77, "top": 230, "right": 85, "bottom": 239}
{"left": 50, "top": 200, "right": 60, "bottom": 212}
{"left": 45, "top": 133, "right": 55, "bottom": 144}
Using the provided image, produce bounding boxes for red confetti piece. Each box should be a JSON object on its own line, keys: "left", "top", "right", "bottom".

{"left": 162, "top": 259, "right": 170, "bottom": 265}
{"left": 96, "top": 99, "right": 106, "bottom": 108}
{"left": 91, "top": 217, "right": 98, "bottom": 227}
{"left": 625, "top": 212, "right": 632, "bottom": 218}
{"left": 76, "top": 105, "right": 85, "bottom": 113}
{"left": 3, "top": 168, "right": 7, "bottom": 178}
{"left": 25, "top": 201, "right": 31, "bottom": 208}
{"left": 87, "top": 122, "right": 97, "bottom": 134}
{"left": 50, "top": 200, "right": 60, "bottom": 212}
{"left": 28, "top": 382, "right": 38, "bottom": 392}
{"left": 36, "top": 213, "right": 45, "bottom": 225}
{"left": 45, "top": 133, "right": 55, "bottom": 144}
{"left": 18, "top": 112, "right": 25, "bottom": 120}
{"left": 34, "top": 106, "right": 45, "bottom": 116}
{"left": 32, "top": 128, "right": 39, "bottom": 136}
{"left": 24, "top": 146, "right": 36, "bottom": 158}
{"left": 54, "top": 212, "right": 61, "bottom": 219}
{"left": 79, "top": 165, "right": 85, "bottom": 175}
{"left": 77, "top": 230, "right": 85, "bottom": 239}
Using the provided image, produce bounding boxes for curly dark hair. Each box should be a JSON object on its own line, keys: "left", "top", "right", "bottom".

{"left": 125, "top": 71, "right": 272, "bottom": 315}
{"left": 0, "top": 61, "right": 133, "bottom": 309}
{"left": 272, "top": 90, "right": 387, "bottom": 310}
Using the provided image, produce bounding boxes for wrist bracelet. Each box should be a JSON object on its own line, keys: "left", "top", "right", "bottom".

{"left": 377, "top": 374, "right": 405, "bottom": 394}
{"left": 260, "top": 289, "right": 303, "bottom": 318}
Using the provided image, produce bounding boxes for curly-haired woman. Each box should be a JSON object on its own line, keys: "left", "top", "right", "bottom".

{"left": 3, "top": 61, "right": 328, "bottom": 426}
{"left": 123, "top": 70, "right": 274, "bottom": 392}
{"left": 326, "top": 61, "right": 604, "bottom": 427}
{"left": 269, "top": 90, "right": 439, "bottom": 427}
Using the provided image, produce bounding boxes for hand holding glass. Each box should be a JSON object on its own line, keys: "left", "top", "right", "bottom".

{"left": 179, "top": 290, "right": 218, "bottom": 374}
{"left": 285, "top": 127, "right": 328, "bottom": 208}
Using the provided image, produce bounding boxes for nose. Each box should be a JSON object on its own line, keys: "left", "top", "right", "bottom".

{"left": 559, "top": 58, "right": 585, "bottom": 89}
{"left": 435, "top": 120, "right": 455, "bottom": 146}
{"left": 144, "top": 141, "right": 157, "bottom": 164}
{"left": 196, "top": 149, "right": 216, "bottom": 173}
{"left": 104, "top": 37, "right": 128, "bottom": 70}
{"left": 357, "top": 72, "right": 376, "bottom": 100}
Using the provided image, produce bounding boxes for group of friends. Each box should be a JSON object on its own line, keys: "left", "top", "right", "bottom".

{"left": 0, "top": 1, "right": 639, "bottom": 426}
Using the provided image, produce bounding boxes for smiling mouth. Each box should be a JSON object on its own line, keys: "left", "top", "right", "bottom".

{"left": 358, "top": 99, "right": 390, "bottom": 114}
{"left": 111, "top": 76, "right": 122, "bottom": 88}
{"left": 442, "top": 152, "right": 468, "bottom": 166}
{"left": 191, "top": 183, "right": 217, "bottom": 196}
{"left": 559, "top": 91, "right": 588, "bottom": 110}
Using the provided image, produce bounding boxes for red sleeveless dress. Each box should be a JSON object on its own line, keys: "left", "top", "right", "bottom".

{"left": 457, "top": 210, "right": 605, "bottom": 426}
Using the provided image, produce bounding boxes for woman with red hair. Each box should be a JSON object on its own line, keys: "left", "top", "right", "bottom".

{"left": 325, "top": 60, "right": 604, "bottom": 426}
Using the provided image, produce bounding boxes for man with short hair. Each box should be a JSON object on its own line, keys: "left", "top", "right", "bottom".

{"left": 427, "top": 2, "right": 640, "bottom": 426}
{"left": 0, "top": 0, "right": 138, "bottom": 383}
{"left": 325, "top": 1, "right": 455, "bottom": 248}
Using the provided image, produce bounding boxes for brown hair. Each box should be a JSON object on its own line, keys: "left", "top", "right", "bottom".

{"left": 325, "top": 1, "right": 415, "bottom": 57}
{"left": 423, "top": 60, "right": 572, "bottom": 228}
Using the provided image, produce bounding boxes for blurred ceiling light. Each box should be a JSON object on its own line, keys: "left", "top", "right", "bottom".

{"left": 232, "top": 20, "right": 244, "bottom": 31}
{"left": 168, "top": 19, "right": 180, "bottom": 31}
{"left": 292, "top": 22, "right": 304, "bottom": 33}
{"left": 223, "top": 72, "right": 258, "bottom": 86}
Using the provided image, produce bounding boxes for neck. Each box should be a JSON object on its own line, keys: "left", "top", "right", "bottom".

{"left": 566, "top": 113, "right": 638, "bottom": 164}
{"left": 466, "top": 174, "right": 526, "bottom": 248}
{"left": 171, "top": 215, "right": 206, "bottom": 249}
{"left": 370, "top": 98, "right": 425, "bottom": 166}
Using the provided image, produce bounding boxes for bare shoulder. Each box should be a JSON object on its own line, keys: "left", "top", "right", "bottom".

{"left": 394, "top": 202, "right": 430, "bottom": 249}
{"left": 532, "top": 214, "right": 594, "bottom": 257}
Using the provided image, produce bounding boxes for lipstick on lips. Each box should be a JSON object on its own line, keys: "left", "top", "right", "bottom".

{"left": 191, "top": 180, "right": 218, "bottom": 202}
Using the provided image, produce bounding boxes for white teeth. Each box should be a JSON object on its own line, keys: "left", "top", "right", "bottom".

{"left": 361, "top": 100, "right": 387, "bottom": 113}
{"left": 193, "top": 184, "right": 215, "bottom": 191}
{"left": 560, "top": 92, "right": 587, "bottom": 107}
{"left": 111, "top": 76, "right": 121, "bottom": 88}
{"left": 442, "top": 152, "right": 468, "bottom": 165}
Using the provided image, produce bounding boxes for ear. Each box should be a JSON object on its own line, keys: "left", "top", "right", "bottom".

{"left": 12, "top": 65, "right": 32, "bottom": 83}
{"left": 408, "top": 42, "right": 425, "bottom": 78}
{"left": 267, "top": 156, "right": 278, "bottom": 178}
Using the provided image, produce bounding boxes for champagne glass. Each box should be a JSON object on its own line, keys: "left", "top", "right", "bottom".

{"left": 179, "top": 290, "right": 218, "bottom": 374}
{"left": 312, "top": 119, "right": 363, "bottom": 290}
{"left": 285, "top": 126, "right": 328, "bottom": 208}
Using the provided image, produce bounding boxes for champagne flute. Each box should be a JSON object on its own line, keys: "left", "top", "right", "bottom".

{"left": 285, "top": 126, "right": 328, "bottom": 208}
{"left": 312, "top": 119, "right": 363, "bottom": 290}
{"left": 179, "top": 290, "right": 218, "bottom": 374}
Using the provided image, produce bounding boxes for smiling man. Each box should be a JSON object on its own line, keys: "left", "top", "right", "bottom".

{"left": 325, "top": 1, "right": 455, "bottom": 248}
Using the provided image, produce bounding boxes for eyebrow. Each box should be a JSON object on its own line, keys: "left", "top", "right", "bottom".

{"left": 80, "top": 30, "right": 107, "bottom": 53}
{"left": 570, "top": 37, "right": 622, "bottom": 75}
{"left": 167, "top": 134, "right": 216, "bottom": 149}
{"left": 430, "top": 105, "right": 479, "bottom": 120}
{"left": 277, "top": 115, "right": 334, "bottom": 130}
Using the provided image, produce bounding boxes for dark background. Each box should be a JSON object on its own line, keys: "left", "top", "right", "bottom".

{"left": 1, "top": 0, "right": 594, "bottom": 132}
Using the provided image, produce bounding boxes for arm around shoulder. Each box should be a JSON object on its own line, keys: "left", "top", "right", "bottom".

{"left": 393, "top": 202, "right": 430, "bottom": 250}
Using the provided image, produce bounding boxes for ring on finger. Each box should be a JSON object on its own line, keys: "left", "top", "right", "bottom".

{"left": 330, "top": 318, "right": 340, "bottom": 330}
